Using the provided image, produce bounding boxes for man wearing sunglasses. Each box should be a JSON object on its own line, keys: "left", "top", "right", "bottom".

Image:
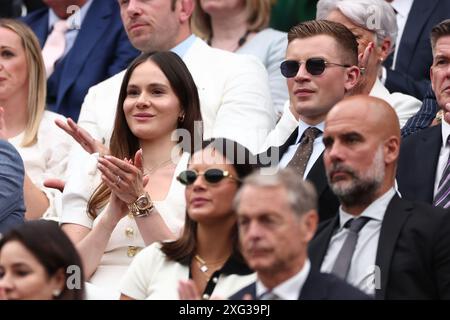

{"left": 261, "top": 20, "right": 360, "bottom": 222}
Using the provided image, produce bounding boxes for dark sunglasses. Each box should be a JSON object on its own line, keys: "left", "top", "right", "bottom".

{"left": 280, "top": 58, "right": 351, "bottom": 77}
{"left": 177, "top": 168, "right": 240, "bottom": 186}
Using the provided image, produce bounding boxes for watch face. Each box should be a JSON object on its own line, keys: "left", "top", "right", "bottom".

{"left": 136, "top": 195, "right": 150, "bottom": 209}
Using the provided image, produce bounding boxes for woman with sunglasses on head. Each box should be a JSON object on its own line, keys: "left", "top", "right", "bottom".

{"left": 316, "top": 0, "right": 421, "bottom": 128}
{"left": 60, "top": 51, "right": 202, "bottom": 299}
{"left": 120, "top": 138, "right": 256, "bottom": 300}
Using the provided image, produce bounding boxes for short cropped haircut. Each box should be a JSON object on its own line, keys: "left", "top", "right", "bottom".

{"left": 233, "top": 168, "right": 318, "bottom": 218}
{"left": 431, "top": 19, "right": 450, "bottom": 54}
{"left": 288, "top": 19, "right": 358, "bottom": 66}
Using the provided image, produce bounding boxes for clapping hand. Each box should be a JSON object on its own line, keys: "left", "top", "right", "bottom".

{"left": 97, "top": 149, "right": 149, "bottom": 205}
{"left": 178, "top": 280, "right": 201, "bottom": 300}
{"left": 55, "top": 118, "right": 109, "bottom": 155}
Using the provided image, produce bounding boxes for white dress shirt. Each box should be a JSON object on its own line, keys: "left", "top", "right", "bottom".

{"left": 321, "top": 188, "right": 396, "bottom": 296}
{"left": 390, "top": 0, "right": 414, "bottom": 69}
{"left": 256, "top": 259, "right": 311, "bottom": 300}
{"left": 278, "top": 121, "right": 324, "bottom": 178}
{"left": 433, "top": 120, "right": 450, "bottom": 196}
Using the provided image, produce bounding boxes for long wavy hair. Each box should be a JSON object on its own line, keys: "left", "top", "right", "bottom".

{"left": 0, "top": 19, "right": 46, "bottom": 147}
{"left": 87, "top": 51, "right": 203, "bottom": 218}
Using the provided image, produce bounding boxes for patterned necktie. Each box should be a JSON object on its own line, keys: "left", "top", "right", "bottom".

{"left": 287, "top": 127, "right": 322, "bottom": 177}
{"left": 433, "top": 137, "right": 450, "bottom": 208}
{"left": 331, "top": 217, "right": 371, "bottom": 280}
{"left": 41, "top": 20, "right": 69, "bottom": 78}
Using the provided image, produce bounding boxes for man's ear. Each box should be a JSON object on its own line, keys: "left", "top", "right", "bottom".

{"left": 344, "top": 65, "right": 361, "bottom": 93}
{"left": 179, "top": 0, "right": 195, "bottom": 24}
{"left": 383, "top": 135, "right": 400, "bottom": 165}
{"left": 300, "top": 210, "right": 318, "bottom": 243}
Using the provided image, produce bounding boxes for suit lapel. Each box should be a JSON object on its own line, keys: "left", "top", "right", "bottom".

{"left": 258, "top": 129, "right": 298, "bottom": 166}
{"left": 57, "top": 1, "right": 112, "bottom": 106}
{"left": 308, "top": 216, "right": 339, "bottom": 270}
{"left": 396, "top": 0, "right": 439, "bottom": 71}
{"left": 33, "top": 11, "right": 50, "bottom": 48}
{"left": 278, "top": 129, "right": 299, "bottom": 161}
{"left": 299, "top": 271, "right": 327, "bottom": 299}
{"left": 374, "top": 195, "right": 412, "bottom": 300}
{"left": 413, "top": 125, "right": 442, "bottom": 202}
{"left": 306, "top": 152, "right": 328, "bottom": 196}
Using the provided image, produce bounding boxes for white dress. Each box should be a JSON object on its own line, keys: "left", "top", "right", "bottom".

{"left": 9, "top": 110, "right": 73, "bottom": 220}
{"left": 85, "top": 152, "right": 189, "bottom": 299}
{"left": 120, "top": 243, "right": 256, "bottom": 300}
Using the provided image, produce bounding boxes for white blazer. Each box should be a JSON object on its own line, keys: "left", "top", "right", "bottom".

{"left": 370, "top": 78, "right": 421, "bottom": 128}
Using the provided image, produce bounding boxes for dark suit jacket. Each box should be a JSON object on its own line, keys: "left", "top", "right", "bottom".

{"left": 228, "top": 270, "right": 370, "bottom": 300}
{"left": 0, "top": 140, "right": 25, "bottom": 235}
{"left": 309, "top": 195, "right": 450, "bottom": 299}
{"left": 397, "top": 124, "right": 441, "bottom": 204}
{"left": 259, "top": 129, "right": 339, "bottom": 222}
{"left": 384, "top": 0, "right": 450, "bottom": 100}
{"left": 22, "top": 0, "right": 139, "bottom": 120}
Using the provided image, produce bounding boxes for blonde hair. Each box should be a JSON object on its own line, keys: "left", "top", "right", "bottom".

{"left": 192, "top": 0, "right": 273, "bottom": 39}
{"left": 0, "top": 19, "right": 46, "bottom": 147}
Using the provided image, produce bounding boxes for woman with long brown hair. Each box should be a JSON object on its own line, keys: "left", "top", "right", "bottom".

{"left": 62, "top": 51, "right": 202, "bottom": 298}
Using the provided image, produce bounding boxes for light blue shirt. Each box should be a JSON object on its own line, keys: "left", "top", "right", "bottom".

{"left": 278, "top": 121, "right": 324, "bottom": 178}
{"left": 171, "top": 34, "right": 197, "bottom": 58}
{"left": 47, "top": 0, "right": 93, "bottom": 58}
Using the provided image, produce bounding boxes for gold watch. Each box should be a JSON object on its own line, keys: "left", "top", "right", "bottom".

{"left": 128, "top": 192, "right": 154, "bottom": 218}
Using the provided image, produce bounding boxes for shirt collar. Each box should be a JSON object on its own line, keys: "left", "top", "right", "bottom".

{"left": 441, "top": 119, "right": 450, "bottom": 148}
{"left": 390, "top": 0, "right": 413, "bottom": 18}
{"left": 256, "top": 259, "right": 311, "bottom": 300}
{"left": 295, "top": 121, "right": 324, "bottom": 144}
{"left": 48, "top": 0, "right": 93, "bottom": 31}
{"left": 171, "top": 34, "right": 197, "bottom": 58}
{"left": 338, "top": 188, "right": 396, "bottom": 229}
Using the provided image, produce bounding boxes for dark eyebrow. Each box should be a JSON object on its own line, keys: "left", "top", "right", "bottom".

{"left": 434, "top": 54, "right": 449, "bottom": 60}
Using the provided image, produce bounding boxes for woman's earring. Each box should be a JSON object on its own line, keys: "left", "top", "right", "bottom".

{"left": 178, "top": 113, "right": 185, "bottom": 123}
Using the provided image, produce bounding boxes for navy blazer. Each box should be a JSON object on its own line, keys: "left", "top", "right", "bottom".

{"left": 0, "top": 140, "right": 25, "bottom": 235}
{"left": 397, "top": 124, "right": 441, "bottom": 204}
{"left": 309, "top": 195, "right": 450, "bottom": 299}
{"left": 258, "top": 129, "right": 339, "bottom": 222}
{"left": 22, "top": 0, "right": 139, "bottom": 120}
{"left": 229, "top": 271, "right": 370, "bottom": 300}
{"left": 384, "top": 0, "right": 450, "bottom": 100}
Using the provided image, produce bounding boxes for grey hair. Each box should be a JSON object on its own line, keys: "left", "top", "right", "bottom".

{"left": 233, "top": 168, "right": 318, "bottom": 218}
{"left": 316, "top": 0, "right": 397, "bottom": 53}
